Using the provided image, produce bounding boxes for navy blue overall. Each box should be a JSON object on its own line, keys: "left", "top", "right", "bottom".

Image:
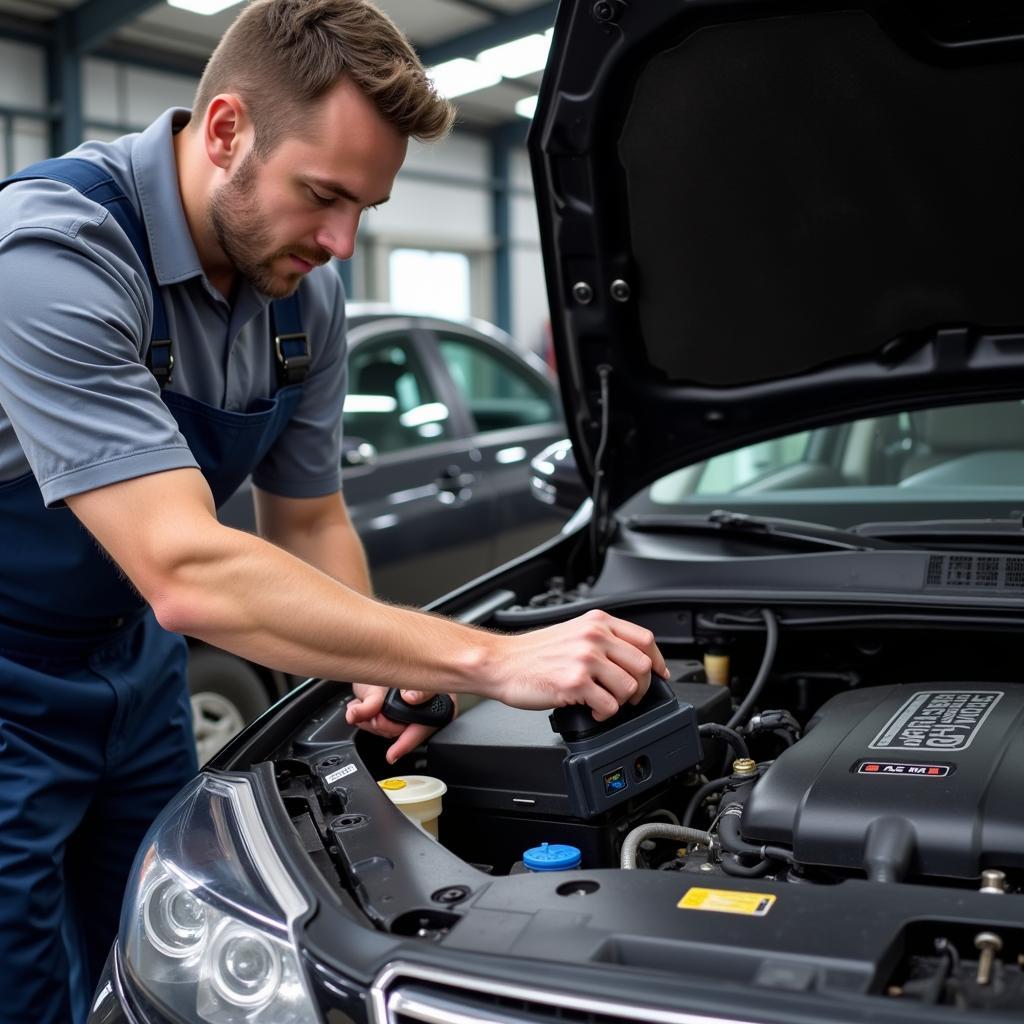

{"left": 0, "top": 159, "right": 309, "bottom": 1023}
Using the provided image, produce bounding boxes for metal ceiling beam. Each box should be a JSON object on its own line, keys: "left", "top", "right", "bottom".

{"left": 420, "top": 1, "right": 556, "bottom": 66}
{"left": 446, "top": 0, "right": 507, "bottom": 16}
{"left": 69, "top": 0, "right": 162, "bottom": 53}
{"left": 490, "top": 119, "right": 529, "bottom": 333}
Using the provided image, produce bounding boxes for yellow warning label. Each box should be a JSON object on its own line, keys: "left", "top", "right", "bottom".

{"left": 677, "top": 887, "right": 776, "bottom": 917}
{"left": 379, "top": 779, "right": 407, "bottom": 791}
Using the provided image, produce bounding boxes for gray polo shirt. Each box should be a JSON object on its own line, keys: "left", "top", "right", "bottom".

{"left": 0, "top": 107, "right": 347, "bottom": 507}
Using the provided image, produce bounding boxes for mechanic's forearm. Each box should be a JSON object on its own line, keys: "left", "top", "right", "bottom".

{"left": 266, "top": 515, "right": 372, "bottom": 596}
{"left": 254, "top": 489, "right": 373, "bottom": 596}
{"left": 153, "top": 521, "right": 494, "bottom": 693}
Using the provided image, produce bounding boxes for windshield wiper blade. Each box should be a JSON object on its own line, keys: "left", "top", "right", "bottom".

{"left": 624, "top": 509, "right": 896, "bottom": 551}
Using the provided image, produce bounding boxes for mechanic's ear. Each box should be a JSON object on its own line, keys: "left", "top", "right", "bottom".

{"left": 203, "top": 94, "right": 249, "bottom": 171}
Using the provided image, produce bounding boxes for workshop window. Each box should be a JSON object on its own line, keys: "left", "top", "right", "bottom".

{"left": 388, "top": 248, "right": 471, "bottom": 321}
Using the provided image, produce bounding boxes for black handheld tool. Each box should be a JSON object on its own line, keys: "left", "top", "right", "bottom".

{"left": 550, "top": 675, "right": 676, "bottom": 742}
{"left": 382, "top": 688, "right": 456, "bottom": 728}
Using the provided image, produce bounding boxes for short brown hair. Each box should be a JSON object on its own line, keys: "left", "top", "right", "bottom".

{"left": 193, "top": 0, "right": 454, "bottom": 155}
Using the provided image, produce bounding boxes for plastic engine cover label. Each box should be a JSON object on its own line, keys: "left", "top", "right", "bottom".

{"left": 678, "top": 888, "right": 776, "bottom": 916}
{"left": 869, "top": 690, "right": 1003, "bottom": 752}
{"left": 856, "top": 760, "right": 953, "bottom": 777}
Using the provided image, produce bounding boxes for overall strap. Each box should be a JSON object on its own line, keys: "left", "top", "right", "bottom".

{"left": 3, "top": 158, "right": 309, "bottom": 389}
{"left": 2, "top": 158, "right": 174, "bottom": 386}
{"left": 270, "top": 293, "right": 309, "bottom": 386}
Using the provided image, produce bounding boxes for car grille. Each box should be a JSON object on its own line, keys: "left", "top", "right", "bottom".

{"left": 370, "top": 962, "right": 759, "bottom": 1024}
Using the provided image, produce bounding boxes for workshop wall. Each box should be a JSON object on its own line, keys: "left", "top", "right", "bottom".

{"left": 0, "top": 41, "right": 548, "bottom": 354}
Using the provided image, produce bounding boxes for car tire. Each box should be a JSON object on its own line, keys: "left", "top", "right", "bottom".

{"left": 188, "top": 646, "right": 271, "bottom": 764}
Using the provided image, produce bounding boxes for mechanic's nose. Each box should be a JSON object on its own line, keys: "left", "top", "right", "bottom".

{"left": 316, "top": 210, "right": 359, "bottom": 261}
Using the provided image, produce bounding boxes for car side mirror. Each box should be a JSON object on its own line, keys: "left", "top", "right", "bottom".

{"left": 530, "top": 439, "right": 586, "bottom": 513}
{"left": 342, "top": 438, "right": 378, "bottom": 468}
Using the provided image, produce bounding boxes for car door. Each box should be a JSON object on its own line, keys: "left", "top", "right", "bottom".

{"left": 425, "top": 325, "right": 567, "bottom": 567}
{"left": 341, "top": 320, "right": 492, "bottom": 605}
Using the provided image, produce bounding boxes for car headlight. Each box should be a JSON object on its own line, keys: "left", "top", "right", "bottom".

{"left": 118, "top": 773, "right": 318, "bottom": 1023}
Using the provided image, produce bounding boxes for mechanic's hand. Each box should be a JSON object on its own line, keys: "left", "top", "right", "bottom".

{"left": 345, "top": 684, "right": 458, "bottom": 765}
{"left": 490, "top": 609, "right": 668, "bottom": 721}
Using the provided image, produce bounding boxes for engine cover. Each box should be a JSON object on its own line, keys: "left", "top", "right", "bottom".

{"left": 741, "top": 683, "right": 1024, "bottom": 879}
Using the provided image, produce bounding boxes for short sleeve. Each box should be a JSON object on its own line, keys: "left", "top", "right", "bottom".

{"left": 0, "top": 180, "right": 198, "bottom": 506}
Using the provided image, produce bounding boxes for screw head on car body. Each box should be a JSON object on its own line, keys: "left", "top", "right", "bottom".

{"left": 432, "top": 886, "right": 470, "bottom": 905}
{"left": 610, "top": 279, "right": 631, "bottom": 302}
{"left": 573, "top": 282, "right": 594, "bottom": 304}
{"left": 593, "top": 0, "right": 625, "bottom": 22}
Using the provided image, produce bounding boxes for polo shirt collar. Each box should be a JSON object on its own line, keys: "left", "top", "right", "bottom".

{"left": 130, "top": 108, "right": 272, "bottom": 318}
{"left": 132, "top": 108, "right": 205, "bottom": 287}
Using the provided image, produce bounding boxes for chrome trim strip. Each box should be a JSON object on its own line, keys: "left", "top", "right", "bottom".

{"left": 389, "top": 988, "right": 513, "bottom": 1024}
{"left": 370, "top": 961, "right": 762, "bottom": 1024}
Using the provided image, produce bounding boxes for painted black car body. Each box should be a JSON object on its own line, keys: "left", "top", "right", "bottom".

{"left": 92, "top": 3, "right": 1024, "bottom": 1023}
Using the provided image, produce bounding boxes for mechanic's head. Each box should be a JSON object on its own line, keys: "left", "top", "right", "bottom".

{"left": 188, "top": 0, "right": 454, "bottom": 297}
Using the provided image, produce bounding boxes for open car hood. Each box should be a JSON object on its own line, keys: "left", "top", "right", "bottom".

{"left": 530, "top": 0, "right": 1024, "bottom": 504}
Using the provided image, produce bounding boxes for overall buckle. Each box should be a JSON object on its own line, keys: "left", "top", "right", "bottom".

{"left": 275, "top": 331, "right": 310, "bottom": 386}
{"left": 146, "top": 338, "right": 174, "bottom": 387}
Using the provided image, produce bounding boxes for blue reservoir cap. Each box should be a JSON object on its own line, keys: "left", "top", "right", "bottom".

{"left": 523, "top": 842, "right": 582, "bottom": 872}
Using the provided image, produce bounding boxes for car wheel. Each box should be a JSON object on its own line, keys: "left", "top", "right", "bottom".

{"left": 188, "top": 646, "right": 271, "bottom": 764}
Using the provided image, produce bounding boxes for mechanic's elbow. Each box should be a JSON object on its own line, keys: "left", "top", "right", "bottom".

{"left": 148, "top": 583, "right": 202, "bottom": 637}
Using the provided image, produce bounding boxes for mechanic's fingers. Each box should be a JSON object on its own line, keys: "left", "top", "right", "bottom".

{"left": 605, "top": 616, "right": 669, "bottom": 680}
{"left": 385, "top": 723, "right": 435, "bottom": 765}
{"left": 602, "top": 641, "right": 655, "bottom": 704}
{"left": 399, "top": 689, "right": 430, "bottom": 704}
{"left": 590, "top": 658, "right": 644, "bottom": 707}
{"left": 346, "top": 686, "right": 387, "bottom": 724}
{"left": 585, "top": 682, "right": 625, "bottom": 722}
{"left": 627, "top": 670, "right": 652, "bottom": 705}
{"left": 366, "top": 713, "right": 406, "bottom": 738}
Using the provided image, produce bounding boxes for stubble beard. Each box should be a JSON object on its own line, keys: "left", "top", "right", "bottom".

{"left": 208, "top": 151, "right": 304, "bottom": 299}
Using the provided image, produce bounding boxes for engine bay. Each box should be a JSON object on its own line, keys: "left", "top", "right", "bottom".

{"left": 264, "top": 598, "right": 1024, "bottom": 1015}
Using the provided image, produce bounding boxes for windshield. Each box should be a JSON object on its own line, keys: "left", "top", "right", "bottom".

{"left": 621, "top": 398, "right": 1024, "bottom": 528}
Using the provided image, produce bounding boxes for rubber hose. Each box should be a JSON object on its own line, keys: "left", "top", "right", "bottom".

{"left": 620, "top": 824, "right": 711, "bottom": 870}
{"left": 726, "top": 608, "right": 780, "bottom": 731}
{"left": 718, "top": 809, "right": 794, "bottom": 864}
{"left": 682, "top": 775, "right": 731, "bottom": 828}
{"left": 698, "top": 723, "right": 750, "bottom": 762}
{"left": 720, "top": 854, "right": 774, "bottom": 878}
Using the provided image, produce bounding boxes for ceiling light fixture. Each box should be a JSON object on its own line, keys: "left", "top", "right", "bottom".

{"left": 427, "top": 58, "right": 502, "bottom": 99}
{"left": 476, "top": 33, "right": 551, "bottom": 79}
{"left": 167, "top": 0, "right": 243, "bottom": 14}
{"left": 515, "top": 95, "right": 538, "bottom": 120}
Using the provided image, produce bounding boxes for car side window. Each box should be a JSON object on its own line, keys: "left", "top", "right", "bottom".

{"left": 343, "top": 337, "right": 452, "bottom": 455}
{"left": 437, "top": 335, "right": 557, "bottom": 433}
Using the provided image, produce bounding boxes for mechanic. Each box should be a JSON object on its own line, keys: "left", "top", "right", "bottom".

{"left": 0, "top": 1, "right": 666, "bottom": 1020}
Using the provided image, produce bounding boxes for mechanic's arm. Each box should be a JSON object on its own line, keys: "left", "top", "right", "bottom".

{"left": 253, "top": 486, "right": 441, "bottom": 761}
{"left": 67, "top": 468, "right": 667, "bottom": 725}
{"left": 254, "top": 487, "right": 372, "bottom": 595}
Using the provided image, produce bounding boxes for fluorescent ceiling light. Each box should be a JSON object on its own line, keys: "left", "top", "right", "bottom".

{"left": 428, "top": 58, "right": 501, "bottom": 99}
{"left": 515, "top": 95, "right": 538, "bottom": 120}
{"left": 167, "top": 0, "right": 242, "bottom": 14}
{"left": 477, "top": 33, "right": 551, "bottom": 79}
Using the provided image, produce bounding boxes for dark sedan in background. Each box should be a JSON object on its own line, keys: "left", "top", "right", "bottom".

{"left": 190, "top": 306, "right": 567, "bottom": 761}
